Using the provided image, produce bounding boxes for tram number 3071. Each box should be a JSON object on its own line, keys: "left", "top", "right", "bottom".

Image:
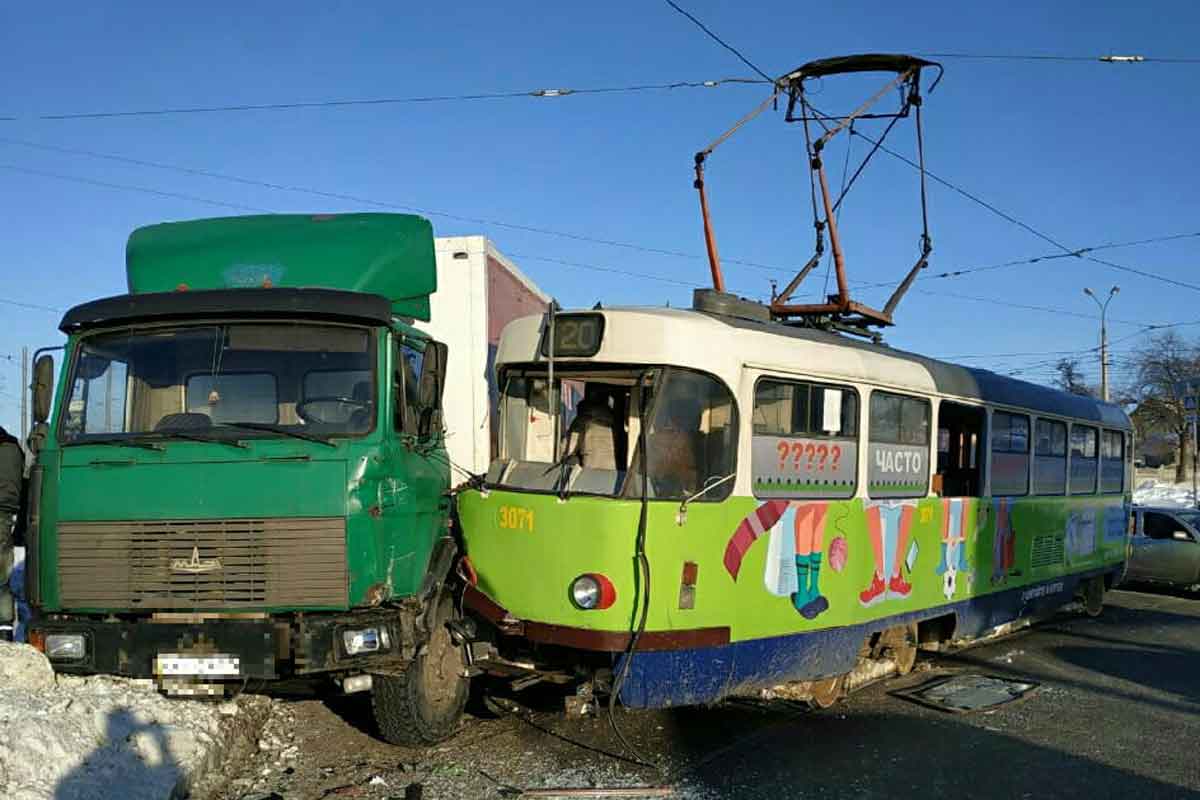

{"left": 497, "top": 505, "right": 535, "bottom": 532}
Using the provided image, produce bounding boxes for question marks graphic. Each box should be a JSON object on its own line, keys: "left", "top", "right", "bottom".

{"left": 773, "top": 440, "right": 846, "bottom": 475}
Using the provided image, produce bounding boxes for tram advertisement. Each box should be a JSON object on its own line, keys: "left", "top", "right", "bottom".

{"left": 868, "top": 442, "right": 928, "bottom": 497}
{"left": 752, "top": 435, "right": 857, "bottom": 499}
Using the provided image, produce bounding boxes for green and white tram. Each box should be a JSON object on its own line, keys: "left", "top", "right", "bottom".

{"left": 457, "top": 293, "right": 1132, "bottom": 707}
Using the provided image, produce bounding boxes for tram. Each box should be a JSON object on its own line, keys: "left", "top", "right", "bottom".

{"left": 456, "top": 291, "right": 1132, "bottom": 708}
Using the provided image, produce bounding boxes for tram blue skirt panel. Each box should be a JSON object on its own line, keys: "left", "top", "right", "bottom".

{"left": 615, "top": 571, "right": 1107, "bottom": 708}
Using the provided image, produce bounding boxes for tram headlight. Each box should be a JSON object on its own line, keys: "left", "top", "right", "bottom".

{"left": 570, "top": 573, "right": 616, "bottom": 610}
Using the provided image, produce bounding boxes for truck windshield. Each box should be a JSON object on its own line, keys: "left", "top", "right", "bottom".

{"left": 489, "top": 366, "right": 737, "bottom": 501}
{"left": 59, "top": 323, "right": 376, "bottom": 444}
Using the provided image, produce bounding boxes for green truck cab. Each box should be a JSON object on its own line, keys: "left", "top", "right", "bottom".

{"left": 24, "top": 213, "right": 470, "bottom": 744}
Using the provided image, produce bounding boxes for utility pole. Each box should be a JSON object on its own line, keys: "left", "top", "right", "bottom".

{"left": 19, "top": 346, "right": 28, "bottom": 442}
{"left": 1084, "top": 286, "right": 1119, "bottom": 402}
{"left": 1180, "top": 379, "right": 1200, "bottom": 508}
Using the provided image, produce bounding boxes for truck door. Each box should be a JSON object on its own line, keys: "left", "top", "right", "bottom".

{"left": 384, "top": 335, "right": 451, "bottom": 593}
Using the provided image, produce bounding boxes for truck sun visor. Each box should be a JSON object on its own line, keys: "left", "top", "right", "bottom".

{"left": 59, "top": 287, "right": 393, "bottom": 333}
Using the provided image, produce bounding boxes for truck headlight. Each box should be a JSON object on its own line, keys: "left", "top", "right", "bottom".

{"left": 342, "top": 627, "right": 389, "bottom": 656}
{"left": 45, "top": 633, "right": 87, "bottom": 661}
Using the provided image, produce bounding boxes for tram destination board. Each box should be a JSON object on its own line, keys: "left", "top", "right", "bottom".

{"left": 540, "top": 312, "right": 605, "bottom": 357}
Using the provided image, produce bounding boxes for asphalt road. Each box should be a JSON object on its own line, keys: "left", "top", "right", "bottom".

{"left": 229, "top": 588, "right": 1200, "bottom": 800}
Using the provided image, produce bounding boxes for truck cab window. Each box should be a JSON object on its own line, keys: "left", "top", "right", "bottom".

{"left": 63, "top": 355, "right": 129, "bottom": 437}
{"left": 394, "top": 342, "right": 425, "bottom": 437}
{"left": 187, "top": 373, "right": 278, "bottom": 424}
{"left": 59, "top": 323, "right": 376, "bottom": 443}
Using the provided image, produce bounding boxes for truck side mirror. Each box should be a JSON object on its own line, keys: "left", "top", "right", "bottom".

{"left": 32, "top": 354, "right": 54, "bottom": 424}
{"left": 417, "top": 341, "right": 448, "bottom": 439}
{"left": 1172, "top": 530, "right": 1193, "bottom": 542}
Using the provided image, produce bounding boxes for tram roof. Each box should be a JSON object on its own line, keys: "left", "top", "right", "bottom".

{"left": 499, "top": 306, "right": 1131, "bottom": 429}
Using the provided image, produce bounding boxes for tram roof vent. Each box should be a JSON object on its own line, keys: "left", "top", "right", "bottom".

{"left": 693, "top": 289, "right": 771, "bottom": 323}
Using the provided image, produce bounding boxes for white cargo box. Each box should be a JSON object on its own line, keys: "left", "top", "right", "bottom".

{"left": 418, "top": 237, "right": 549, "bottom": 479}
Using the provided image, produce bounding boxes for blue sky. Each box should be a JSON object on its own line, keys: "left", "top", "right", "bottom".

{"left": 2, "top": 1, "right": 1198, "bottom": 435}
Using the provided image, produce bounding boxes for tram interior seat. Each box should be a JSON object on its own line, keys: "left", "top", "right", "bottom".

{"left": 937, "top": 401, "right": 984, "bottom": 497}
{"left": 570, "top": 468, "right": 626, "bottom": 495}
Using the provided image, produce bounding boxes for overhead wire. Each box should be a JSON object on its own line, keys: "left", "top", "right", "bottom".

{"left": 0, "top": 164, "right": 270, "bottom": 213}
{"left": 3, "top": 77, "right": 769, "bottom": 122}
{"left": 663, "top": 1, "right": 775, "bottom": 82}
{"left": 0, "top": 161, "right": 762, "bottom": 308}
{"left": 821, "top": 119, "right": 1200, "bottom": 294}
{"left": 0, "top": 137, "right": 800, "bottom": 276}
{"left": 0, "top": 297, "right": 64, "bottom": 314}
{"left": 855, "top": 231, "right": 1200, "bottom": 289}
{"left": 6, "top": 116, "right": 1200, "bottom": 324}
{"left": 918, "top": 52, "right": 1200, "bottom": 64}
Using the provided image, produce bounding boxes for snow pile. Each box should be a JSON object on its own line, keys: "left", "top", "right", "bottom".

{"left": 0, "top": 643, "right": 270, "bottom": 800}
{"left": 1134, "top": 479, "right": 1197, "bottom": 508}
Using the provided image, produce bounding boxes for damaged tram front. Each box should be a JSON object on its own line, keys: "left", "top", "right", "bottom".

{"left": 457, "top": 296, "right": 1132, "bottom": 709}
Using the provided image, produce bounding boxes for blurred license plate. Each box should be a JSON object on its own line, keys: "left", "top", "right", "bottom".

{"left": 154, "top": 653, "right": 241, "bottom": 678}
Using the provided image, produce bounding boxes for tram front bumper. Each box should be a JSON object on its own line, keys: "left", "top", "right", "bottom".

{"left": 463, "top": 584, "right": 730, "bottom": 653}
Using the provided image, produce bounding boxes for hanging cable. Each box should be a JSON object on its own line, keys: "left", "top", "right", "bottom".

{"left": 4, "top": 77, "right": 768, "bottom": 122}
{"left": 663, "top": 1, "right": 775, "bottom": 82}
{"left": 607, "top": 369, "right": 659, "bottom": 771}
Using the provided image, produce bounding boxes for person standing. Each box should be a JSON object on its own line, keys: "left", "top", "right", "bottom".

{"left": 0, "top": 425, "right": 24, "bottom": 640}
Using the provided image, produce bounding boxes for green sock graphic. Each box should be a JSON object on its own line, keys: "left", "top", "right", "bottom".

{"left": 809, "top": 552, "right": 823, "bottom": 597}
{"left": 792, "top": 554, "right": 812, "bottom": 609}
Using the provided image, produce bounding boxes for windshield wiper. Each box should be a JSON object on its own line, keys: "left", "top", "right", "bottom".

{"left": 215, "top": 422, "right": 338, "bottom": 448}
{"left": 157, "top": 431, "right": 248, "bottom": 449}
{"left": 63, "top": 436, "right": 165, "bottom": 452}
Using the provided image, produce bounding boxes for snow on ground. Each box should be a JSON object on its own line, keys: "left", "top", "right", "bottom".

{"left": 0, "top": 643, "right": 270, "bottom": 800}
{"left": 1134, "top": 478, "right": 1198, "bottom": 508}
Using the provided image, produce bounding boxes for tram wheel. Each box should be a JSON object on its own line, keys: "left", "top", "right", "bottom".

{"left": 808, "top": 675, "right": 845, "bottom": 709}
{"left": 878, "top": 623, "right": 919, "bottom": 675}
{"left": 371, "top": 594, "right": 469, "bottom": 746}
{"left": 1083, "top": 577, "right": 1105, "bottom": 618}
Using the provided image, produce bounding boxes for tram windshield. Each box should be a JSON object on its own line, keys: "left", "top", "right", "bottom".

{"left": 489, "top": 366, "right": 737, "bottom": 501}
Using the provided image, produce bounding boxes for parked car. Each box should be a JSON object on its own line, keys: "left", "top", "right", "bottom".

{"left": 1127, "top": 506, "right": 1200, "bottom": 590}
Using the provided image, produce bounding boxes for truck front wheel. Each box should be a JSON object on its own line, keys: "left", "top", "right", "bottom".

{"left": 371, "top": 595, "right": 468, "bottom": 746}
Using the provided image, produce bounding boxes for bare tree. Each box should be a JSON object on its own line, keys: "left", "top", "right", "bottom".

{"left": 1129, "top": 331, "right": 1200, "bottom": 483}
{"left": 1053, "top": 358, "right": 1096, "bottom": 397}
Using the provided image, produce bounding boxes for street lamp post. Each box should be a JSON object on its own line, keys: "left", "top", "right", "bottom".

{"left": 1084, "top": 286, "right": 1119, "bottom": 402}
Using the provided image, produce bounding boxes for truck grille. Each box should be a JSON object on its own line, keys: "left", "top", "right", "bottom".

{"left": 57, "top": 518, "right": 348, "bottom": 609}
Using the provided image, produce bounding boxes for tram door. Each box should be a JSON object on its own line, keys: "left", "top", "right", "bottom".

{"left": 936, "top": 402, "right": 984, "bottom": 497}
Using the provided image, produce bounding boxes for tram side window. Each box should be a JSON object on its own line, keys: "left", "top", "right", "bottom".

{"left": 1033, "top": 418, "right": 1067, "bottom": 495}
{"left": 751, "top": 378, "right": 858, "bottom": 499}
{"left": 630, "top": 369, "right": 738, "bottom": 502}
{"left": 1101, "top": 430, "right": 1125, "bottom": 493}
{"left": 1070, "top": 425, "right": 1098, "bottom": 494}
{"left": 990, "top": 411, "right": 1030, "bottom": 496}
{"left": 868, "top": 391, "right": 930, "bottom": 498}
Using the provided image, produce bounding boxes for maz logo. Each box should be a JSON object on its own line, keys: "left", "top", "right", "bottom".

{"left": 171, "top": 546, "right": 223, "bottom": 574}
